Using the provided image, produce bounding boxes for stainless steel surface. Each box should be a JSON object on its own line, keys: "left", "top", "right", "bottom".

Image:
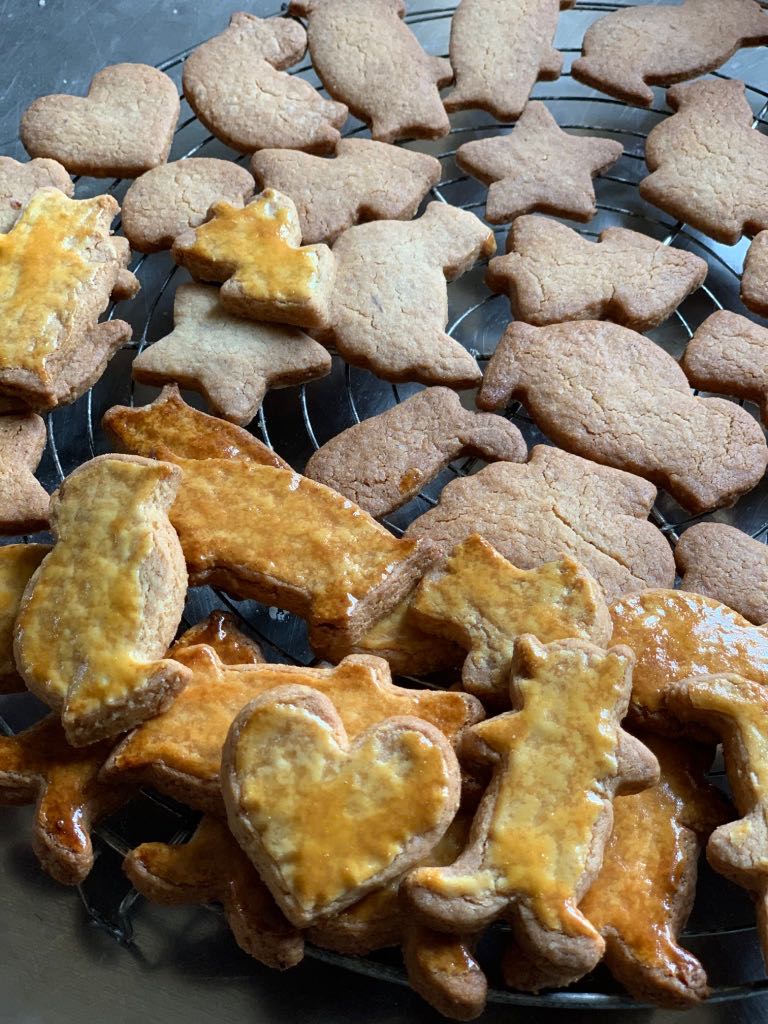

{"left": 2, "top": 2, "right": 768, "bottom": 1021}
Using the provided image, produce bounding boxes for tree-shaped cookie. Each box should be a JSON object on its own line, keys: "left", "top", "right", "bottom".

{"left": 456, "top": 102, "right": 623, "bottom": 224}
{"left": 572, "top": 0, "right": 768, "bottom": 107}
{"left": 404, "top": 445, "right": 675, "bottom": 604}
{"left": 288, "top": 0, "right": 451, "bottom": 143}
{"left": 0, "top": 544, "right": 49, "bottom": 693}
{"left": 252, "top": 139, "right": 441, "bottom": 245}
{"left": 0, "top": 156, "right": 72, "bottom": 233}
{"left": 445, "top": 0, "right": 573, "bottom": 119}
{"left": 182, "top": 13, "right": 347, "bottom": 155}
{"left": 478, "top": 320, "right": 768, "bottom": 514}
{"left": 486, "top": 216, "right": 707, "bottom": 330}
{"left": 640, "top": 80, "right": 768, "bottom": 245}
{"left": 743, "top": 232, "right": 768, "bottom": 316}
{"left": 132, "top": 283, "right": 332, "bottom": 426}
{"left": 172, "top": 189, "right": 336, "bottom": 329}
{"left": 304, "top": 388, "right": 526, "bottom": 517}
{"left": 676, "top": 523, "right": 768, "bottom": 626}
{"left": 0, "top": 415, "right": 49, "bottom": 533}
{"left": 404, "top": 637, "right": 658, "bottom": 979}
{"left": 327, "top": 203, "right": 495, "bottom": 387}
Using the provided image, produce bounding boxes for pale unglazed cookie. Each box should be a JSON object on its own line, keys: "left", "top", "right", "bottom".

{"left": 682, "top": 310, "right": 768, "bottom": 422}
{"left": 182, "top": 13, "right": 347, "bottom": 155}
{"left": 456, "top": 102, "right": 623, "bottom": 224}
{"left": 172, "top": 189, "right": 335, "bottom": 329}
{"left": 288, "top": 0, "right": 451, "bottom": 144}
{"left": 743, "top": 232, "right": 768, "bottom": 316}
{"left": 20, "top": 64, "right": 180, "bottom": 179}
{"left": 304, "top": 387, "right": 526, "bottom": 517}
{"left": 0, "top": 157, "right": 72, "bottom": 233}
{"left": 478, "top": 320, "right": 768, "bottom": 514}
{"left": 675, "top": 523, "right": 768, "bottom": 625}
{"left": 0, "top": 414, "right": 49, "bottom": 533}
{"left": 132, "top": 283, "right": 331, "bottom": 426}
{"left": 572, "top": 0, "right": 768, "bottom": 107}
{"left": 486, "top": 216, "right": 707, "bottom": 331}
{"left": 327, "top": 203, "right": 495, "bottom": 387}
{"left": 640, "top": 79, "right": 768, "bottom": 245}
{"left": 251, "top": 139, "right": 441, "bottom": 245}
{"left": 0, "top": 188, "right": 138, "bottom": 411}
{"left": 405, "top": 445, "right": 674, "bottom": 604}
{"left": 122, "top": 159, "right": 255, "bottom": 254}
{"left": 444, "top": 0, "right": 574, "bottom": 119}
{"left": 0, "top": 544, "right": 50, "bottom": 693}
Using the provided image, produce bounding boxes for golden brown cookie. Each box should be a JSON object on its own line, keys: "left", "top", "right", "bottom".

{"left": 170, "top": 610, "right": 265, "bottom": 666}
{"left": 0, "top": 156, "right": 72, "bottom": 233}
{"left": 675, "top": 523, "right": 768, "bottom": 626}
{"left": 0, "top": 544, "right": 50, "bottom": 693}
{"left": 743, "top": 231, "right": 768, "bottom": 317}
{"left": 0, "top": 414, "right": 49, "bottom": 533}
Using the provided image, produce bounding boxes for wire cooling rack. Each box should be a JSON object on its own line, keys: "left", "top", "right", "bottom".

{"left": 3, "top": 0, "right": 768, "bottom": 1012}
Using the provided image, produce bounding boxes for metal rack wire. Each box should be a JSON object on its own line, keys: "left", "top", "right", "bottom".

{"left": 3, "top": 0, "right": 768, "bottom": 1010}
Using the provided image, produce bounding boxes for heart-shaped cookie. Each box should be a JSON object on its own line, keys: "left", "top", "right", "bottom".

{"left": 20, "top": 64, "right": 180, "bottom": 179}
{"left": 222, "top": 685, "right": 461, "bottom": 927}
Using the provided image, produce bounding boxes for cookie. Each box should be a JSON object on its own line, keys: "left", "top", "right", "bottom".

{"left": 0, "top": 188, "right": 138, "bottom": 411}
{"left": 304, "top": 387, "right": 526, "bottom": 518}
{"left": 288, "top": 0, "right": 451, "bottom": 144}
{"left": 0, "top": 156, "right": 72, "bottom": 233}
{"left": 104, "top": 648, "right": 482, "bottom": 815}
{"left": 0, "top": 414, "right": 49, "bottom": 533}
{"left": 20, "top": 63, "right": 180, "bottom": 178}
{"left": 104, "top": 389, "right": 434, "bottom": 650}
{"left": 124, "top": 815, "right": 304, "bottom": 970}
{"left": 676, "top": 523, "right": 768, "bottom": 626}
{"left": 0, "top": 544, "right": 50, "bottom": 693}
{"left": 0, "top": 716, "right": 129, "bottom": 884}
{"left": 609, "top": 589, "right": 768, "bottom": 732}
{"left": 572, "top": 0, "right": 768, "bottom": 107}
{"left": 444, "top": 0, "right": 573, "bottom": 119}
{"left": 326, "top": 203, "right": 495, "bottom": 387}
{"left": 403, "top": 926, "right": 486, "bottom": 1022}
{"left": 182, "top": 13, "right": 347, "bottom": 155}
{"left": 486, "top": 216, "right": 707, "bottom": 331}
{"left": 170, "top": 610, "right": 265, "bottom": 666}
{"left": 404, "top": 445, "right": 675, "bottom": 605}
{"left": 410, "top": 534, "right": 612, "bottom": 704}
{"left": 682, "top": 309, "right": 768, "bottom": 423}
{"left": 640, "top": 79, "right": 768, "bottom": 245}
{"left": 171, "top": 189, "right": 336, "bottom": 330}
{"left": 455, "top": 101, "right": 623, "bottom": 224}
{"left": 251, "top": 139, "right": 441, "bottom": 245}
{"left": 222, "top": 684, "right": 461, "bottom": 926}
{"left": 743, "top": 231, "right": 768, "bottom": 317}
{"left": 478, "top": 320, "right": 768, "bottom": 514}
{"left": 122, "top": 159, "right": 256, "bottom": 254}
{"left": 132, "top": 283, "right": 332, "bottom": 426}
{"left": 405, "top": 637, "right": 658, "bottom": 981}
{"left": 14, "top": 454, "right": 190, "bottom": 747}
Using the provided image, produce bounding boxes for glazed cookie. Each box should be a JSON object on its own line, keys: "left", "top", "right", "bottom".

{"left": 0, "top": 156, "right": 72, "bottom": 233}
{"left": 288, "top": 0, "right": 451, "bottom": 144}
{"left": 444, "top": 0, "right": 573, "bottom": 119}
{"left": 743, "top": 232, "right": 768, "bottom": 317}
{"left": 404, "top": 445, "right": 675, "bottom": 605}
{"left": 682, "top": 310, "right": 768, "bottom": 423}
{"left": 14, "top": 455, "right": 190, "bottom": 747}
{"left": 182, "top": 13, "right": 347, "bottom": 155}
{"left": 172, "top": 189, "right": 336, "bottom": 329}
{"left": 326, "top": 203, "right": 495, "bottom": 387}
{"left": 486, "top": 216, "right": 707, "bottom": 330}
{"left": 405, "top": 637, "right": 658, "bottom": 981}
{"left": 20, "top": 63, "right": 179, "bottom": 178}
{"left": 0, "top": 188, "right": 138, "bottom": 411}
{"left": 104, "top": 390, "right": 434, "bottom": 650}
{"left": 0, "top": 545, "right": 50, "bottom": 693}
{"left": 251, "top": 139, "right": 441, "bottom": 245}
{"left": 640, "top": 79, "right": 768, "bottom": 245}
{"left": 477, "top": 320, "right": 768, "bottom": 514}
{"left": 170, "top": 610, "right": 265, "bottom": 665}
{"left": 222, "top": 685, "right": 462, "bottom": 926}
{"left": 122, "top": 159, "right": 256, "bottom": 254}
{"left": 304, "top": 388, "right": 526, "bottom": 517}
{"left": 0, "top": 414, "right": 49, "bottom": 533}
{"left": 456, "top": 102, "right": 623, "bottom": 224}
{"left": 132, "top": 283, "right": 332, "bottom": 426}
{"left": 573, "top": 0, "right": 768, "bottom": 107}
{"left": 675, "top": 523, "right": 768, "bottom": 626}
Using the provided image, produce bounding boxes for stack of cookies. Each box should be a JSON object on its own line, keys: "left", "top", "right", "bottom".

{"left": 2, "top": 0, "right": 768, "bottom": 1017}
